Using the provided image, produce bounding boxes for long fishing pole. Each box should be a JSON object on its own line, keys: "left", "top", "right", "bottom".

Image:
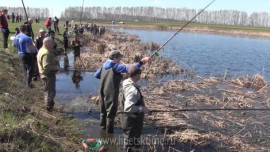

{"left": 150, "top": 108, "right": 270, "bottom": 112}
{"left": 151, "top": 0, "right": 216, "bottom": 58}
{"left": 21, "top": 0, "right": 28, "bottom": 20}
{"left": 79, "top": 0, "right": 85, "bottom": 25}
{"left": 117, "top": 108, "right": 270, "bottom": 114}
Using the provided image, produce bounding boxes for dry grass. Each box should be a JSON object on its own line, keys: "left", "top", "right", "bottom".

{"left": 75, "top": 30, "right": 185, "bottom": 79}
{"left": 135, "top": 73, "right": 270, "bottom": 151}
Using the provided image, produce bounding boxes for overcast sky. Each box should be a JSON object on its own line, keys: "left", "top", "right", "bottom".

{"left": 1, "top": 0, "right": 270, "bottom": 17}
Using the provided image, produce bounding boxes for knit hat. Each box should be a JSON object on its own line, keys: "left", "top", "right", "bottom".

{"left": 109, "top": 50, "right": 123, "bottom": 60}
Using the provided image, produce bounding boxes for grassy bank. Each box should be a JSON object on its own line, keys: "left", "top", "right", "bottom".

{"left": 0, "top": 21, "right": 82, "bottom": 151}
{"left": 88, "top": 20, "right": 270, "bottom": 37}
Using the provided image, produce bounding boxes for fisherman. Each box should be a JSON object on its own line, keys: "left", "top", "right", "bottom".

{"left": 19, "top": 14, "right": 22, "bottom": 22}
{"left": 33, "top": 28, "right": 46, "bottom": 81}
{"left": 53, "top": 16, "right": 59, "bottom": 34}
{"left": 71, "top": 34, "right": 81, "bottom": 60}
{"left": 79, "top": 24, "right": 84, "bottom": 35}
{"left": 15, "top": 14, "right": 19, "bottom": 23}
{"left": 94, "top": 50, "right": 151, "bottom": 133}
{"left": 45, "top": 17, "right": 51, "bottom": 29}
{"left": 0, "top": 9, "right": 10, "bottom": 49}
{"left": 46, "top": 28, "right": 57, "bottom": 49}
{"left": 121, "top": 66, "right": 149, "bottom": 152}
{"left": 64, "top": 20, "right": 69, "bottom": 30}
{"left": 11, "top": 12, "right": 15, "bottom": 23}
{"left": 72, "top": 24, "right": 79, "bottom": 35}
{"left": 13, "top": 24, "right": 36, "bottom": 88}
{"left": 24, "top": 18, "right": 34, "bottom": 39}
{"left": 37, "top": 37, "right": 63, "bottom": 112}
{"left": 63, "top": 27, "right": 69, "bottom": 52}
{"left": 14, "top": 27, "right": 20, "bottom": 37}
{"left": 35, "top": 28, "right": 46, "bottom": 50}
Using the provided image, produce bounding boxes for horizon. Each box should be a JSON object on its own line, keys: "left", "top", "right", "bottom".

{"left": 1, "top": 0, "right": 270, "bottom": 17}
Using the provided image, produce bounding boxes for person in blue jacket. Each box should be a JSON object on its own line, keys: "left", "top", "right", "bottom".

{"left": 94, "top": 50, "right": 150, "bottom": 134}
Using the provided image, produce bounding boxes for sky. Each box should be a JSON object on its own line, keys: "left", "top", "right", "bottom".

{"left": 1, "top": 0, "right": 270, "bottom": 17}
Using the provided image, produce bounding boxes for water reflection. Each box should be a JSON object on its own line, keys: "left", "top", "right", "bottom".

{"left": 72, "top": 70, "right": 83, "bottom": 89}
{"left": 63, "top": 53, "right": 70, "bottom": 71}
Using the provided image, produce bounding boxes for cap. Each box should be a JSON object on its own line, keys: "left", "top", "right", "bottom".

{"left": 39, "top": 28, "right": 45, "bottom": 33}
{"left": 109, "top": 50, "right": 123, "bottom": 60}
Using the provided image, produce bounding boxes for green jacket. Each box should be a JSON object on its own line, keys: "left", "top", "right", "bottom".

{"left": 37, "top": 47, "right": 59, "bottom": 76}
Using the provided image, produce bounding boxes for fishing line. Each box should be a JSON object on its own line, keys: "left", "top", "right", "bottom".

{"left": 151, "top": 0, "right": 216, "bottom": 58}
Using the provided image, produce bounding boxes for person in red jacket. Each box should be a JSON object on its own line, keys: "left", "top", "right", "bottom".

{"left": 0, "top": 9, "right": 10, "bottom": 49}
{"left": 45, "top": 17, "right": 51, "bottom": 29}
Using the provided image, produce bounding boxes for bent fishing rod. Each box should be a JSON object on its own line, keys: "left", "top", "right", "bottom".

{"left": 151, "top": 0, "right": 216, "bottom": 58}
{"left": 117, "top": 108, "right": 270, "bottom": 114}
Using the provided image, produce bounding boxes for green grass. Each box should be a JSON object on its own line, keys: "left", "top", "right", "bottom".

{"left": 87, "top": 19, "right": 270, "bottom": 33}
{"left": 0, "top": 20, "right": 82, "bottom": 151}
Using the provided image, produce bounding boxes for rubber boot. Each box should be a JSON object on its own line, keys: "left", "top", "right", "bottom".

{"left": 106, "top": 118, "right": 114, "bottom": 134}
{"left": 100, "top": 115, "right": 106, "bottom": 130}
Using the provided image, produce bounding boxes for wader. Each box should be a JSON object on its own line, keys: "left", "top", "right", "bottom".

{"left": 121, "top": 85, "right": 145, "bottom": 150}
{"left": 19, "top": 53, "right": 34, "bottom": 87}
{"left": 99, "top": 67, "right": 122, "bottom": 133}
{"left": 41, "top": 74, "right": 56, "bottom": 111}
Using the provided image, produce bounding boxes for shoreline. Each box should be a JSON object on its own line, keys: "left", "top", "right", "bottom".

{"left": 99, "top": 23, "right": 270, "bottom": 39}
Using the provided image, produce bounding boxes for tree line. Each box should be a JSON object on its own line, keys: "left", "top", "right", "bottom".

{"left": 0, "top": 7, "right": 50, "bottom": 19}
{"left": 61, "top": 6, "right": 270, "bottom": 27}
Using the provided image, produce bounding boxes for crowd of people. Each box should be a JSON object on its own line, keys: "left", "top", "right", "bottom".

{"left": 1, "top": 8, "right": 150, "bottom": 151}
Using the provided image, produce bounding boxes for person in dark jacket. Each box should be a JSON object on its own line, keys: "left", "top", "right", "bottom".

{"left": 0, "top": 9, "right": 10, "bottom": 49}
{"left": 71, "top": 34, "right": 81, "bottom": 60}
{"left": 121, "top": 66, "right": 149, "bottom": 152}
{"left": 94, "top": 50, "right": 150, "bottom": 134}
{"left": 35, "top": 28, "right": 46, "bottom": 50}
{"left": 63, "top": 28, "right": 69, "bottom": 52}
{"left": 24, "top": 18, "right": 34, "bottom": 39}
{"left": 11, "top": 12, "right": 15, "bottom": 23}
{"left": 53, "top": 16, "right": 59, "bottom": 34}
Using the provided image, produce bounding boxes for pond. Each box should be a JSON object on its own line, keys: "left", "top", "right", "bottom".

{"left": 114, "top": 27, "right": 270, "bottom": 79}
{"left": 55, "top": 28, "right": 270, "bottom": 151}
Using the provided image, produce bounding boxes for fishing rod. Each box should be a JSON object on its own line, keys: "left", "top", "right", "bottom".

{"left": 21, "top": 0, "right": 28, "bottom": 20}
{"left": 151, "top": 0, "right": 216, "bottom": 58}
{"left": 79, "top": 0, "right": 85, "bottom": 25}
{"left": 117, "top": 108, "right": 270, "bottom": 114}
{"left": 63, "top": 67, "right": 95, "bottom": 72}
